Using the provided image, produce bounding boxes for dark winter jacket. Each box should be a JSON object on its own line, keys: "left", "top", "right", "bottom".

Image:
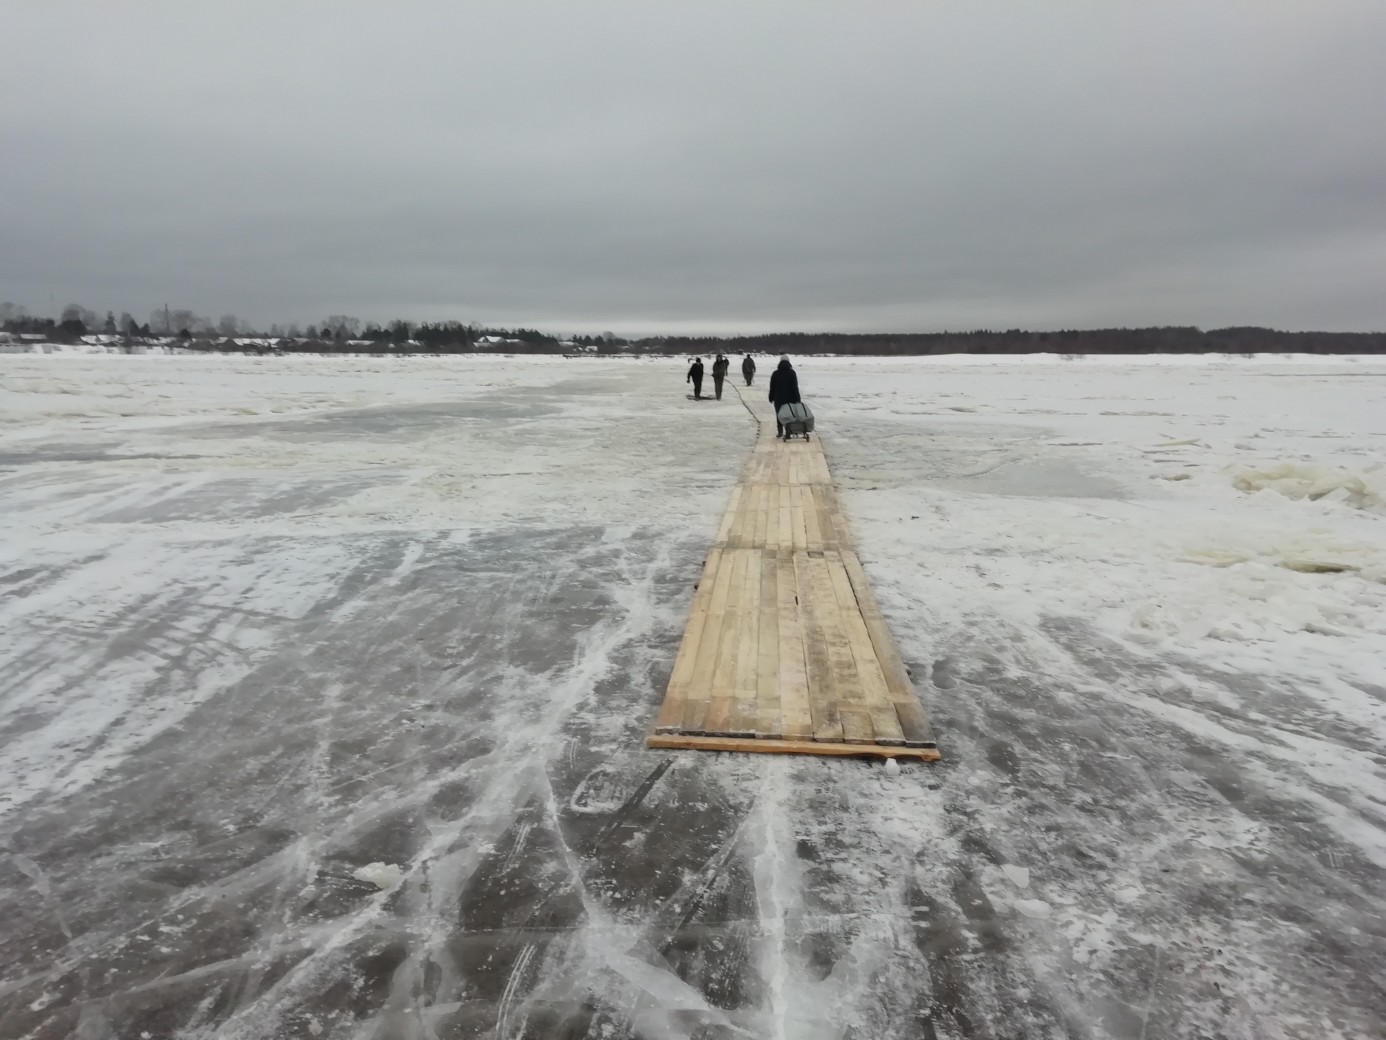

{"left": 712, "top": 357, "right": 730, "bottom": 379}
{"left": 742, "top": 356, "right": 755, "bottom": 377}
{"left": 768, "top": 360, "right": 801, "bottom": 407}
{"left": 687, "top": 360, "right": 704, "bottom": 383}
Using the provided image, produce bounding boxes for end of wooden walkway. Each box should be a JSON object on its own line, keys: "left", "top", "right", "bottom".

{"left": 649, "top": 417, "right": 940, "bottom": 762}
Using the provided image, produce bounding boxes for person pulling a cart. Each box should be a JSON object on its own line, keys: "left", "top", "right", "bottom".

{"left": 768, "top": 356, "right": 801, "bottom": 439}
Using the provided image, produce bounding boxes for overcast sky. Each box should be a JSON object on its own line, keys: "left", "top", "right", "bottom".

{"left": 4, "top": 2, "right": 1385, "bottom": 335}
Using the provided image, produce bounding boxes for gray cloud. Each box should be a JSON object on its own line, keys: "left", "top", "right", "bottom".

{"left": 4, "top": 1, "right": 1385, "bottom": 333}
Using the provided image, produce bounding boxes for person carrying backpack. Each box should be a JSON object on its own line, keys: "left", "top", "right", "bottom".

{"left": 768, "top": 356, "right": 801, "bottom": 438}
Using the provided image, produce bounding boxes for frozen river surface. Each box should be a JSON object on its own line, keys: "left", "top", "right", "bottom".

{"left": 1, "top": 354, "right": 1384, "bottom": 1039}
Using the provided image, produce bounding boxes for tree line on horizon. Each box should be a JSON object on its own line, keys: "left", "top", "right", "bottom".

{"left": 2, "top": 301, "right": 1383, "bottom": 355}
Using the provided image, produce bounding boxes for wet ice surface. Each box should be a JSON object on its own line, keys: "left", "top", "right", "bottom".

{"left": 1, "top": 355, "right": 1384, "bottom": 1039}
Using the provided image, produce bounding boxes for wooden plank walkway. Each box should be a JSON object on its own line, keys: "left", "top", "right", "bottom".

{"left": 649, "top": 409, "right": 940, "bottom": 762}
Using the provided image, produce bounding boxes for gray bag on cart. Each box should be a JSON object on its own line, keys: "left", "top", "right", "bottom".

{"left": 777, "top": 402, "right": 815, "bottom": 439}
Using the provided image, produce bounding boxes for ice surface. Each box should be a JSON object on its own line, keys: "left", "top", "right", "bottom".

{"left": 1230, "top": 461, "right": 1384, "bottom": 512}
{"left": 1, "top": 353, "right": 1384, "bottom": 1039}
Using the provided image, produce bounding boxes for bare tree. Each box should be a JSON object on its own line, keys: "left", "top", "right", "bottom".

{"left": 322, "top": 315, "right": 361, "bottom": 339}
{"left": 218, "top": 314, "right": 239, "bottom": 337}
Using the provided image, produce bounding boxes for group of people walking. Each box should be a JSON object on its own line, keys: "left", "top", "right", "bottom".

{"left": 686, "top": 353, "right": 758, "bottom": 401}
{"left": 686, "top": 354, "right": 803, "bottom": 437}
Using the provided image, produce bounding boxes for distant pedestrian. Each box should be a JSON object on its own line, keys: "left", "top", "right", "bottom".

{"left": 768, "top": 356, "right": 801, "bottom": 438}
{"left": 687, "top": 358, "right": 705, "bottom": 399}
{"left": 712, "top": 354, "right": 730, "bottom": 399}
{"left": 742, "top": 354, "right": 755, "bottom": 386}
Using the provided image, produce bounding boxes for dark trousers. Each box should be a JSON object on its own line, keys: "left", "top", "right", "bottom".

{"left": 744, "top": 372, "right": 753, "bottom": 385}
{"left": 713, "top": 375, "right": 725, "bottom": 399}
{"left": 690, "top": 378, "right": 702, "bottom": 398}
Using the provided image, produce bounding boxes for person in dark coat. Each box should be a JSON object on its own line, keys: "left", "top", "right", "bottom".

{"left": 687, "top": 358, "right": 705, "bottom": 399}
{"left": 741, "top": 354, "right": 755, "bottom": 386}
{"left": 768, "top": 356, "right": 801, "bottom": 438}
{"left": 711, "top": 354, "right": 730, "bottom": 399}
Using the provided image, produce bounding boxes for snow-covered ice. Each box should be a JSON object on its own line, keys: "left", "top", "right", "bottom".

{"left": 0, "top": 352, "right": 1383, "bottom": 1038}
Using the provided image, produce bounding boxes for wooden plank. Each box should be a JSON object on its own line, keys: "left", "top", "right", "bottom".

{"left": 802, "top": 484, "right": 823, "bottom": 551}
{"left": 730, "top": 484, "right": 749, "bottom": 550}
{"left": 791, "top": 486, "right": 808, "bottom": 551}
{"left": 728, "top": 549, "right": 762, "bottom": 737}
{"left": 715, "top": 486, "right": 742, "bottom": 547}
{"left": 777, "top": 482, "right": 793, "bottom": 550}
{"left": 647, "top": 732, "right": 940, "bottom": 761}
{"left": 839, "top": 550, "right": 937, "bottom": 748}
{"left": 805, "top": 553, "right": 873, "bottom": 744}
{"left": 761, "top": 482, "right": 777, "bottom": 551}
{"left": 681, "top": 544, "right": 737, "bottom": 733}
{"left": 756, "top": 552, "right": 782, "bottom": 738}
{"left": 794, "top": 551, "right": 842, "bottom": 743}
{"left": 756, "top": 483, "right": 768, "bottom": 546}
{"left": 654, "top": 549, "right": 722, "bottom": 733}
{"left": 702, "top": 550, "right": 747, "bottom": 734}
{"left": 776, "top": 552, "right": 814, "bottom": 738}
{"left": 825, "top": 553, "right": 906, "bottom": 745}
{"left": 765, "top": 479, "right": 776, "bottom": 546}
{"left": 814, "top": 485, "right": 840, "bottom": 550}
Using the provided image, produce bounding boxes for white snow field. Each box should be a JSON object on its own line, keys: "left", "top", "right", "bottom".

{"left": 1, "top": 353, "right": 1383, "bottom": 1039}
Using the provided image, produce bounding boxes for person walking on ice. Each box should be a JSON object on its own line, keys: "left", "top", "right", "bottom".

{"left": 712, "top": 354, "right": 730, "bottom": 400}
{"left": 687, "top": 357, "right": 705, "bottom": 399}
{"left": 768, "top": 356, "right": 801, "bottom": 438}
{"left": 741, "top": 354, "right": 755, "bottom": 386}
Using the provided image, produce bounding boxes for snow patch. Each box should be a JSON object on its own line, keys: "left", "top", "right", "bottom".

{"left": 1001, "top": 864, "right": 1030, "bottom": 889}
{"left": 1011, "top": 898, "right": 1053, "bottom": 919}
{"left": 351, "top": 862, "right": 405, "bottom": 891}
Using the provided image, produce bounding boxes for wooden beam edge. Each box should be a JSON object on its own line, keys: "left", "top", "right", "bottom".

{"left": 647, "top": 732, "right": 941, "bottom": 762}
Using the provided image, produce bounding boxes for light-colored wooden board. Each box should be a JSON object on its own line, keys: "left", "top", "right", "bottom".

{"left": 729, "top": 548, "right": 762, "bottom": 737}
{"left": 781, "top": 488, "right": 792, "bottom": 554}
{"left": 715, "top": 486, "right": 742, "bottom": 547}
{"left": 654, "top": 548, "right": 722, "bottom": 733}
{"left": 794, "top": 551, "right": 843, "bottom": 743}
{"left": 755, "top": 551, "right": 782, "bottom": 738}
{"left": 825, "top": 553, "right": 906, "bottom": 745}
{"left": 804, "top": 552, "right": 874, "bottom": 744}
{"left": 703, "top": 549, "right": 747, "bottom": 734}
{"left": 775, "top": 550, "right": 814, "bottom": 739}
{"left": 681, "top": 541, "right": 736, "bottom": 733}
{"left": 803, "top": 485, "right": 823, "bottom": 550}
